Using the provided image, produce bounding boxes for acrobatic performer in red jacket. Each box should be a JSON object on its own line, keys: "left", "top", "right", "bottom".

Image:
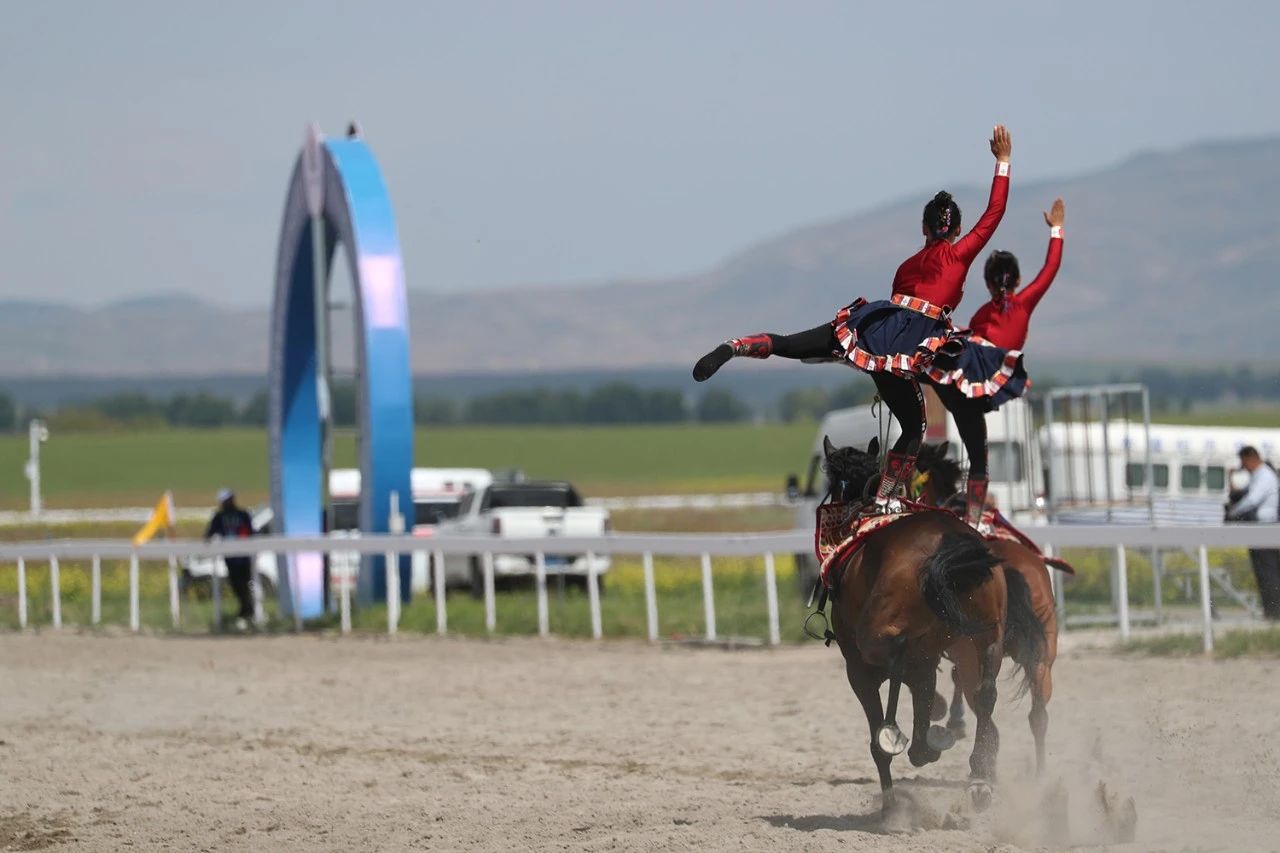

{"left": 930, "top": 198, "right": 1064, "bottom": 524}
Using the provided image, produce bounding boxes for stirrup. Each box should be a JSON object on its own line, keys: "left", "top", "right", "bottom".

{"left": 870, "top": 495, "right": 904, "bottom": 515}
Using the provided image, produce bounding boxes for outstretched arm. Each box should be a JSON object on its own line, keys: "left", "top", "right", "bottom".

{"left": 954, "top": 125, "right": 1012, "bottom": 264}
{"left": 1228, "top": 469, "right": 1278, "bottom": 519}
{"left": 1019, "top": 198, "right": 1065, "bottom": 312}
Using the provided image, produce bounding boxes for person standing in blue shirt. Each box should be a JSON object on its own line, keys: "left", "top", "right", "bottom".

{"left": 1227, "top": 446, "right": 1280, "bottom": 620}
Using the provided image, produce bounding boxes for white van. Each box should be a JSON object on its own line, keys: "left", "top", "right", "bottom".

{"left": 789, "top": 392, "right": 1041, "bottom": 517}
{"left": 787, "top": 391, "right": 1042, "bottom": 590}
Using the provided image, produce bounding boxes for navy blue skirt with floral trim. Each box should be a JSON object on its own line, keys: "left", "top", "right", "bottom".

{"left": 831, "top": 298, "right": 1029, "bottom": 411}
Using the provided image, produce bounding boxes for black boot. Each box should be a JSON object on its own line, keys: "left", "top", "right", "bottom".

{"left": 692, "top": 334, "right": 772, "bottom": 382}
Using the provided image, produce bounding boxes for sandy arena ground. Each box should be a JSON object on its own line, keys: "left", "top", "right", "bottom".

{"left": 2, "top": 631, "right": 1278, "bottom": 852}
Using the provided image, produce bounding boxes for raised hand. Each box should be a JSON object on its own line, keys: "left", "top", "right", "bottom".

{"left": 1044, "top": 198, "right": 1065, "bottom": 227}
{"left": 989, "top": 124, "right": 1012, "bottom": 162}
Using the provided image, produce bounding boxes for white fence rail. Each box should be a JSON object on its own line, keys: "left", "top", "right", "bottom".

{"left": 3, "top": 525, "right": 1278, "bottom": 652}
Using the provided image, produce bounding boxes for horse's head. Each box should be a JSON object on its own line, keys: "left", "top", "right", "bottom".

{"left": 915, "top": 441, "right": 963, "bottom": 508}
{"left": 822, "top": 435, "right": 883, "bottom": 505}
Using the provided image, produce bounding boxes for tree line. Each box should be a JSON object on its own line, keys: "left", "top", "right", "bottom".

{"left": 0, "top": 382, "right": 760, "bottom": 431}
{"left": 1, "top": 366, "right": 1271, "bottom": 432}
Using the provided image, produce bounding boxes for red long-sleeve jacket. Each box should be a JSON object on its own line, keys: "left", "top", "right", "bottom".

{"left": 968, "top": 230, "right": 1063, "bottom": 350}
{"left": 891, "top": 163, "right": 1009, "bottom": 309}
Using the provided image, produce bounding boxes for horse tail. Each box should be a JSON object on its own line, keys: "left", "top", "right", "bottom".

{"left": 1002, "top": 568, "right": 1047, "bottom": 699}
{"left": 919, "top": 532, "right": 1000, "bottom": 636}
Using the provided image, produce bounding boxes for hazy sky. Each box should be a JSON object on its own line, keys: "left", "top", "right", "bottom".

{"left": 3, "top": 1, "right": 1277, "bottom": 307}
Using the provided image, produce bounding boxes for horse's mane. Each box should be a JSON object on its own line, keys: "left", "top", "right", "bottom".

{"left": 917, "top": 443, "right": 962, "bottom": 500}
{"left": 823, "top": 444, "right": 883, "bottom": 503}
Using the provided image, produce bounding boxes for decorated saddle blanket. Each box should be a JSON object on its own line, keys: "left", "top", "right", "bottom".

{"left": 815, "top": 501, "right": 951, "bottom": 590}
{"left": 814, "top": 502, "right": 1075, "bottom": 591}
{"left": 981, "top": 510, "right": 1076, "bottom": 575}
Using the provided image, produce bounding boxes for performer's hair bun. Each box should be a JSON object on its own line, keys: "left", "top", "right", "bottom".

{"left": 923, "top": 191, "right": 961, "bottom": 239}
{"left": 984, "top": 250, "right": 1021, "bottom": 290}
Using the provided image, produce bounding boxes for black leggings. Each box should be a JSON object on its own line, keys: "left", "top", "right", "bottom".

{"left": 931, "top": 382, "right": 989, "bottom": 480}
{"left": 872, "top": 374, "right": 925, "bottom": 456}
{"left": 764, "top": 325, "right": 929, "bottom": 457}
{"left": 760, "top": 324, "right": 840, "bottom": 360}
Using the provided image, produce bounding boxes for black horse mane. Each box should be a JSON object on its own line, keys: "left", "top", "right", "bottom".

{"left": 823, "top": 444, "right": 883, "bottom": 503}
{"left": 917, "top": 443, "right": 962, "bottom": 500}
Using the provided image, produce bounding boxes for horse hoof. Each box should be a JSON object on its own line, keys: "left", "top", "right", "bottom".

{"left": 908, "top": 744, "right": 941, "bottom": 767}
{"left": 946, "top": 720, "right": 967, "bottom": 739}
{"left": 968, "top": 780, "right": 993, "bottom": 812}
{"left": 876, "top": 723, "right": 909, "bottom": 756}
{"left": 926, "top": 724, "right": 957, "bottom": 752}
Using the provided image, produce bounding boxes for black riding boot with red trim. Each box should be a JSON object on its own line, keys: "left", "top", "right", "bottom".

{"left": 692, "top": 334, "right": 773, "bottom": 382}
{"left": 964, "top": 478, "right": 989, "bottom": 531}
{"left": 872, "top": 451, "right": 915, "bottom": 512}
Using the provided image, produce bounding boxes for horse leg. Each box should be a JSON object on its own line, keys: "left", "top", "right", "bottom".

{"left": 1029, "top": 662, "right": 1052, "bottom": 776}
{"left": 947, "top": 664, "right": 967, "bottom": 737}
{"left": 957, "top": 637, "right": 1002, "bottom": 810}
{"left": 1030, "top": 605, "right": 1058, "bottom": 777}
{"left": 907, "top": 659, "right": 945, "bottom": 766}
{"left": 844, "top": 657, "right": 895, "bottom": 815}
{"left": 877, "top": 637, "right": 910, "bottom": 754}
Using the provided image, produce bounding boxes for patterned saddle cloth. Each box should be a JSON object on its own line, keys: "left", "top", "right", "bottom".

{"left": 815, "top": 501, "right": 947, "bottom": 590}
{"left": 981, "top": 509, "right": 1075, "bottom": 575}
{"left": 814, "top": 502, "right": 1074, "bottom": 591}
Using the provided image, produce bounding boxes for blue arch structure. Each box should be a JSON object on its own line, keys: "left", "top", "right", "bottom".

{"left": 269, "top": 128, "right": 415, "bottom": 619}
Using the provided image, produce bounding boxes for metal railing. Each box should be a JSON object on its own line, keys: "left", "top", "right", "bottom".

{"left": 3, "top": 525, "right": 1277, "bottom": 652}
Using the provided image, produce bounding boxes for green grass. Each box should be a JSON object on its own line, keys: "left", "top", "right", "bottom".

{"left": 0, "top": 423, "right": 814, "bottom": 510}
{"left": 0, "top": 556, "right": 284, "bottom": 633}
{"left": 1053, "top": 546, "right": 1260, "bottom": 607}
{"left": 0, "top": 553, "right": 818, "bottom": 643}
{"left": 1124, "top": 625, "right": 1280, "bottom": 658}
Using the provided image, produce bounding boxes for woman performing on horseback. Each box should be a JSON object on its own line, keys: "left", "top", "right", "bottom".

{"left": 921, "top": 198, "right": 1064, "bottom": 527}
{"left": 693, "top": 125, "right": 1025, "bottom": 522}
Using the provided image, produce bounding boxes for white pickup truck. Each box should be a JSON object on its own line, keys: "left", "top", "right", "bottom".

{"left": 436, "top": 480, "right": 612, "bottom": 595}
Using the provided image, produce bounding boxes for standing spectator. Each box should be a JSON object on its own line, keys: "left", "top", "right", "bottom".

{"left": 1226, "top": 447, "right": 1280, "bottom": 620}
{"left": 205, "top": 489, "right": 255, "bottom": 630}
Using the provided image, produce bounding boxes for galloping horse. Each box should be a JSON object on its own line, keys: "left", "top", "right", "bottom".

{"left": 914, "top": 442, "right": 1058, "bottom": 775}
{"left": 821, "top": 437, "right": 1023, "bottom": 813}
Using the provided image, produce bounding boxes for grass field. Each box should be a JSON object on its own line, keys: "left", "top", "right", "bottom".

{"left": 1150, "top": 406, "right": 1280, "bottom": 428}
{"left": 3, "top": 405, "right": 1277, "bottom": 511}
{"left": 0, "top": 423, "right": 816, "bottom": 510}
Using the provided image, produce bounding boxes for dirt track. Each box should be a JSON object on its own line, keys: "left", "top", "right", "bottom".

{"left": 2, "top": 631, "right": 1277, "bottom": 852}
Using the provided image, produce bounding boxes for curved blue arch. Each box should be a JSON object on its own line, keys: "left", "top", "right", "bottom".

{"left": 269, "top": 131, "right": 415, "bottom": 619}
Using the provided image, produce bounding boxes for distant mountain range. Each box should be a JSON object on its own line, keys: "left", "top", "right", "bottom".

{"left": 3, "top": 137, "right": 1277, "bottom": 379}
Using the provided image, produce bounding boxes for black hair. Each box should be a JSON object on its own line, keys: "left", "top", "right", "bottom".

{"left": 984, "top": 250, "right": 1021, "bottom": 291}
{"left": 1240, "top": 445, "right": 1261, "bottom": 460}
{"left": 922, "top": 191, "right": 961, "bottom": 240}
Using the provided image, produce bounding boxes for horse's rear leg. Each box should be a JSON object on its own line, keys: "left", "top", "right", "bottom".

{"left": 844, "top": 658, "right": 895, "bottom": 814}
{"left": 957, "top": 636, "right": 1002, "bottom": 808}
{"left": 907, "top": 659, "right": 945, "bottom": 767}
{"left": 1029, "top": 614, "right": 1058, "bottom": 776}
{"left": 1029, "top": 662, "right": 1052, "bottom": 776}
{"left": 947, "top": 664, "right": 967, "bottom": 737}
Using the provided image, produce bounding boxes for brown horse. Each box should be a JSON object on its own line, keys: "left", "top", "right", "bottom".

{"left": 914, "top": 442, "right": 1057, "bottom": 775}
{"left": 821, "top": 437, "right": 1010, "bottom": 813}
